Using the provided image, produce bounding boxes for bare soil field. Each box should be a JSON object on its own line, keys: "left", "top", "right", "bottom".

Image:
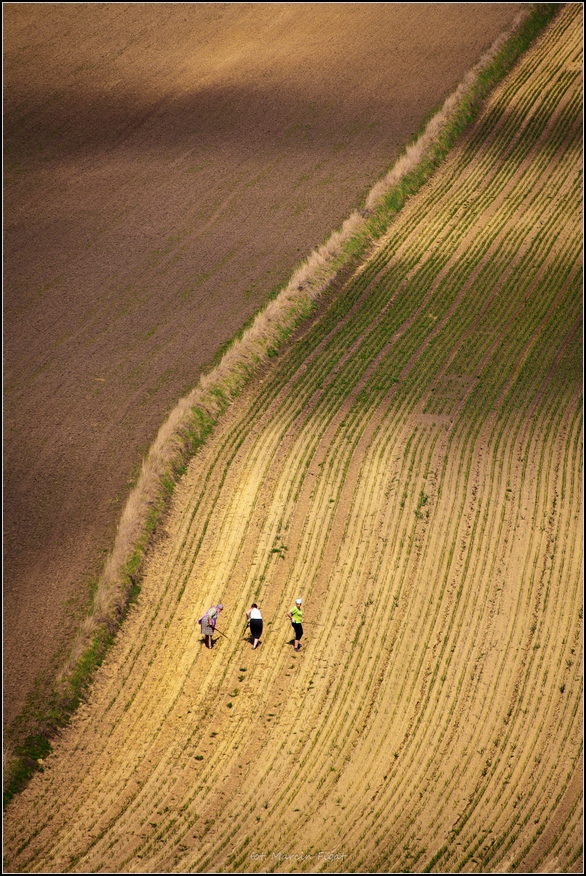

{"left": 3, "top": 4, "right": 582, "bottom": 872}
{"left": 3, "top": 2, "right": 528, "bottom": 732}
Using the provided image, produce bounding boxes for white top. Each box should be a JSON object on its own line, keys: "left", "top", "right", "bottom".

{"left": 249, "top": 607, "right": 262, "bottom": 620}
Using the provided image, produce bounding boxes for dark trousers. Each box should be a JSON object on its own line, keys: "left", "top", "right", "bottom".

{"left": 250, "top": 618, "right": 263, "bottom": 639}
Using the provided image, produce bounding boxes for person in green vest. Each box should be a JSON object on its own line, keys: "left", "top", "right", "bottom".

{"left": 287, "top": 598, "right": 303, "bottom": 651}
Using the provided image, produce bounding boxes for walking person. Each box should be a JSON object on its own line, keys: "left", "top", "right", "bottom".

{"left": 245, "top": 603, "right": 263, "bottom": 649}
{"left": 287, "top": 598, "right": 303, "bottom": 651}
{"left": 198, "top": 603, "right": 224, "bottom": 649}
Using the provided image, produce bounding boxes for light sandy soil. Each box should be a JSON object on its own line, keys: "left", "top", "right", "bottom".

{"left": 3, "top": 5, "right": 582, "bottom": 872}
{"left": 3, "top": 2, "right": 528, "bottom": 731}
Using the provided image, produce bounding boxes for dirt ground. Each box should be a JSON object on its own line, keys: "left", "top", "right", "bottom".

{"left": 3, "top": 2, "right": 526, "bottom": 731}
{"left": 2, "top": 5, "right": 582, "bottom": 872}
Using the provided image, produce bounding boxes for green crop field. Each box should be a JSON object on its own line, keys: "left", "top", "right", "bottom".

{"left": 3, "top": 5, "right": 582, "bottom": 873}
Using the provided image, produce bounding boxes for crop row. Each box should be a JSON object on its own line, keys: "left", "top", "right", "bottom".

{"left": 3, "top": 5, "right": 582, "bottom": 873}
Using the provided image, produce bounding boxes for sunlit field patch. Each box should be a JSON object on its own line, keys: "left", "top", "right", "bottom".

{"left": 3, "top": 5, "right": 582, "bottom": 873}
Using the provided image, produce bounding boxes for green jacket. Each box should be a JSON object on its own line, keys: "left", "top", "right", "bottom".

{"left": 290, "top": 605, "right": 303, "bottom": 624}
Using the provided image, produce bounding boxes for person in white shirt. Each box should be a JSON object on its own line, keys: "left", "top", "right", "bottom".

{"left": 246, "top": 603, "right": 263, "bottom": 649}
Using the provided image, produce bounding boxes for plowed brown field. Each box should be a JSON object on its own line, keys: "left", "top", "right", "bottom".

{"left": 3, "top": 2, "right": 528, "bottom": 731}
{"left": 3, "top": 4, "right": 582, "bottom": 873}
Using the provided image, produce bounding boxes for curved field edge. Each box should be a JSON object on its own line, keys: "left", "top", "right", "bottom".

{"left": 2, "top": 3, "right": 558, "bottom": 808}
{"left": 2, "top": 4, "right": 581, "bottom": 872}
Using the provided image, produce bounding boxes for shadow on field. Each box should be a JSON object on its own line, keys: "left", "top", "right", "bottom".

{"left": 6, "top": 81, "right": 403, "bottom": 166}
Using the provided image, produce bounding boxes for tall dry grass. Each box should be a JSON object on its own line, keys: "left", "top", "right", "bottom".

{"left": 55, "top": 6, "right": 531, "bottom": 703}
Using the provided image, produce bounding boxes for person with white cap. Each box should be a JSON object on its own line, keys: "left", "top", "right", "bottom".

{"left": 287, "top": 598, "right": 304, "bottom": 651}
{"left": 198, "top": 603, "right": 224, "bottom": 649}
